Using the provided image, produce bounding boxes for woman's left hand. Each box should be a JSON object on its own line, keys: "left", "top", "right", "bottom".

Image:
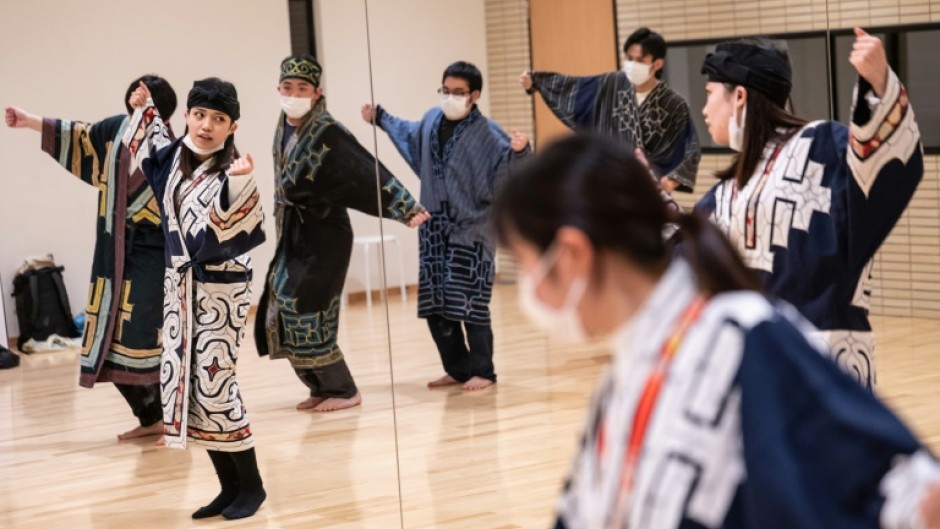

{"left": 850, "top": 27, "right": 889, "bottom": 98}
{"left": 229, "top": 153, "right": 254, "bottom": 176}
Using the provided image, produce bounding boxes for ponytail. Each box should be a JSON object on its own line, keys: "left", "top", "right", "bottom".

{"left": 674, "top": 211, "right": 762, "bottom": 295}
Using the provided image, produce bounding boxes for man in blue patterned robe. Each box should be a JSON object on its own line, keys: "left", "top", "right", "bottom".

{"left": 365, "top": 61, "right": 531, "bottom": 391}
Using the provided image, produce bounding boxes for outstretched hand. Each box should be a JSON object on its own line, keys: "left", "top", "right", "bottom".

{"left": 5, "top": 106, "right": 29, "bottom": 128}
{"left": 409, "top": 211, "right": 431, "bottom": 228}
{"left": 229, "top": 153, "right": 254, "bottom": 176}
{"left": 361, "top": 103, "right": 378, "bottom": 124}
{"left": 519, "top": 71, "right": 533, "bottom": 91}
{"left": 510, "top": 130, "right": 529, "bottom": 152}
{"left": 128, "top": 81, "right": 152, "bottom": 110}
{"left": 5, "top": 106, "right": 41, "bottom": 131}
{"left": 849, "top": 27, "right": 889, "bottom": 97}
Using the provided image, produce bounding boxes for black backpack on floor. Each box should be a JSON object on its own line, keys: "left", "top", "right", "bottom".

{"left": 11, "top": 256, "right": 80, "bottom": 350}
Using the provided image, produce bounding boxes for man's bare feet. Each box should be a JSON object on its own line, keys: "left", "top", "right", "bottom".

{"left": 117, "top": 422, "right": 164, "bottom": 441}
{"left": 296, "top": 396, "right": 326, "bottom": 410}
{"left": 155, "top": 435, "right": 166, "bottom": 447}
{"left": 312, "top": 392, "right": 362, "bottom": 412}
{"left": 427, "top": 374, "right": 461, "bottom": 388}
{"left": 462, "top": 376, "right": 494, "bottom": 391}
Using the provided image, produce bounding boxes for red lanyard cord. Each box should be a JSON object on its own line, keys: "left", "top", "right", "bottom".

{"left": 604, "top": 294, "right": 708, "bottom": 528}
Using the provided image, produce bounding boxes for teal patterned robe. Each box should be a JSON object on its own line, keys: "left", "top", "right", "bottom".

{"left": 255, "top": 101, "right": 425, "bottom": 368}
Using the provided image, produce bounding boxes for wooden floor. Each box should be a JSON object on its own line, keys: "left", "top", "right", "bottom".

{"left": 1, "top": 284, "right": 938, "bottom": 528}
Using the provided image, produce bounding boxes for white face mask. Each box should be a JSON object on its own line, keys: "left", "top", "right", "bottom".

{"left": 440, "top": 94, "right": 471, "bottom": 120}
{"left": 182, "top": 133, "right": 225, "bottom": 156}
{"left": 622, "top": 60, "right": 653, "bottom": 86}
{"left": 517, "top": 246, "right": 589, "bottom": 343}
{"left": 281, "top": 95, "right": 313, "bottom": 119}
{"left": 728, "top": 101, "right": 747, "bottom": 152}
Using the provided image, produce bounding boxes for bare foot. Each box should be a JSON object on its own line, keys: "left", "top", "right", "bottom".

{"left": 117, "top": 422, "right": 164, "bottom": 441}
{"left": 155, "top": 435, "right": 166, "bottom": 447}
{"left": 462, "top": 377, "right": 495, "bottom": 391}
{"left": 312, "top": 392, "right": 362, "bottom": 412}
{"left": 296, "top": 396, "right": 325, "bottom": 410}
{"left": 427, "top": 374, "right": 461, "bottom": 388}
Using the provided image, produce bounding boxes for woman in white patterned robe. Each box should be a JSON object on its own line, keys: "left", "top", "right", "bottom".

{"left": 124, "top": 78, "right": 267, "bottom": 520}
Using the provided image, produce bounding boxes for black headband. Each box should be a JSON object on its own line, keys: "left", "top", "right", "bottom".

{"left": 187, "top": 79, "right": 240, "bottom": 121}
{"left": 701, "top": 43, "right": 792, "bottom": 107}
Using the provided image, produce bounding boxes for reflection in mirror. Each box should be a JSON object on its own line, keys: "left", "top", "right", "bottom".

{"left": 369, "top": 1, "right": 940, "bottom": 529}
{"left": 264, "top": 0, "right": 417, "bottom": 526}
{"left": 365, "top": 0, "right": 611, "bottom": 527}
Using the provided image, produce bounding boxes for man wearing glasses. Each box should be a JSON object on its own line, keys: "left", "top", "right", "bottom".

{"left": 363, "top": 61, "right": 530, "bottom": 392}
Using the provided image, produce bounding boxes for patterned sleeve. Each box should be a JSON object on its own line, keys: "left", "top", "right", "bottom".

{"left": 839, "top": 69, "right": 924, "bottom": 269}
{"left": 40, "top": 115, "right": 124, "bottom": 186}
{"left": 735, "top": 315, "right": 935, "bottom": 529}
{"left": 489, "top": 120, "right": 532, "bottom": 195}
{"left": 376, "top": 105, "right": 423, "bottom": 176}
{"left": 658, "top": 117, "right": 701, "bottom": 193}
{"left": 203, "top": 170, "right": 266, "bottom": 260}
{"left": 529, "top": 71, "right": 608, "bottom": 130}
{"left": 122, "top": 101, "right": 173, "bottom": 183}
{"left": 322, "top": 125, "right": 426, "bottom": 225}
{"left": 693, "top": 184, "right": 719, "bottom": 217}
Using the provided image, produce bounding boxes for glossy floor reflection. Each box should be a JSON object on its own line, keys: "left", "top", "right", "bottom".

{"left": 2, "top": 284, "right": 938, "bottom": 528}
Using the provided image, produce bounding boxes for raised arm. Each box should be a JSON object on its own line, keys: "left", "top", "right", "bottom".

{"left": 520, "top": 70, "right": 610, "bottom": 130}
{"left": 6, "top": 106, "right": 122, "bottom": 187}
{"left": 841, "top": 28, "right": 923, "bottom": 269}
{"left": 364, "top": 103, "right": 424, "bottom": 176}
{"left": 122, "top": 82, "right": 173, "bottom": 178}
{"left": 321, "top": 124, "right": 427, "bottom": 227}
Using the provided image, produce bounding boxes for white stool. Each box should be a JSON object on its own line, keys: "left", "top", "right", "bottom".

{"left": 346, "top": 234, "right": 406, "bottom": 308}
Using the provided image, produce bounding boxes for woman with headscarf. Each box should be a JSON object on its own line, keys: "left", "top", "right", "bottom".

{"left": 696, "top": 29, "right": 923, "bottom": 390}
{"left": 124, "top": 78, "right": 267, "bottom": 520}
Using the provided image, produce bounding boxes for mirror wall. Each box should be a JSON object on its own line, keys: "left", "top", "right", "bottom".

{"left": 364, "top": 0, "right": 940, "bottom": 528}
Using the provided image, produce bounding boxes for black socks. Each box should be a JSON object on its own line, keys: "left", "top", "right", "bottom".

{"left": 191, "top": 448, "right": 266, "bottom": 520}
{"left": 222, "top": 448, "right": 267, "bottom": 520}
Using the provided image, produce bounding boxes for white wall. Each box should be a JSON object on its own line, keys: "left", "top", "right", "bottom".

{"left": 315, "top": 0, "right": 490, "bottom": 297}
{"left": 0, "top": 0, "right": 290, "bottom": 337}
{"left": 0, "top": 0, "right": 490, "bottom": 339}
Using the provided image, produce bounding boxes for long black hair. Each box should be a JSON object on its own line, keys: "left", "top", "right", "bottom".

{"left": 493, "top": 134, "right": 762, "bottom": 296}
{"left": 715, "top": 39, "right": 808, "bottom": 188}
